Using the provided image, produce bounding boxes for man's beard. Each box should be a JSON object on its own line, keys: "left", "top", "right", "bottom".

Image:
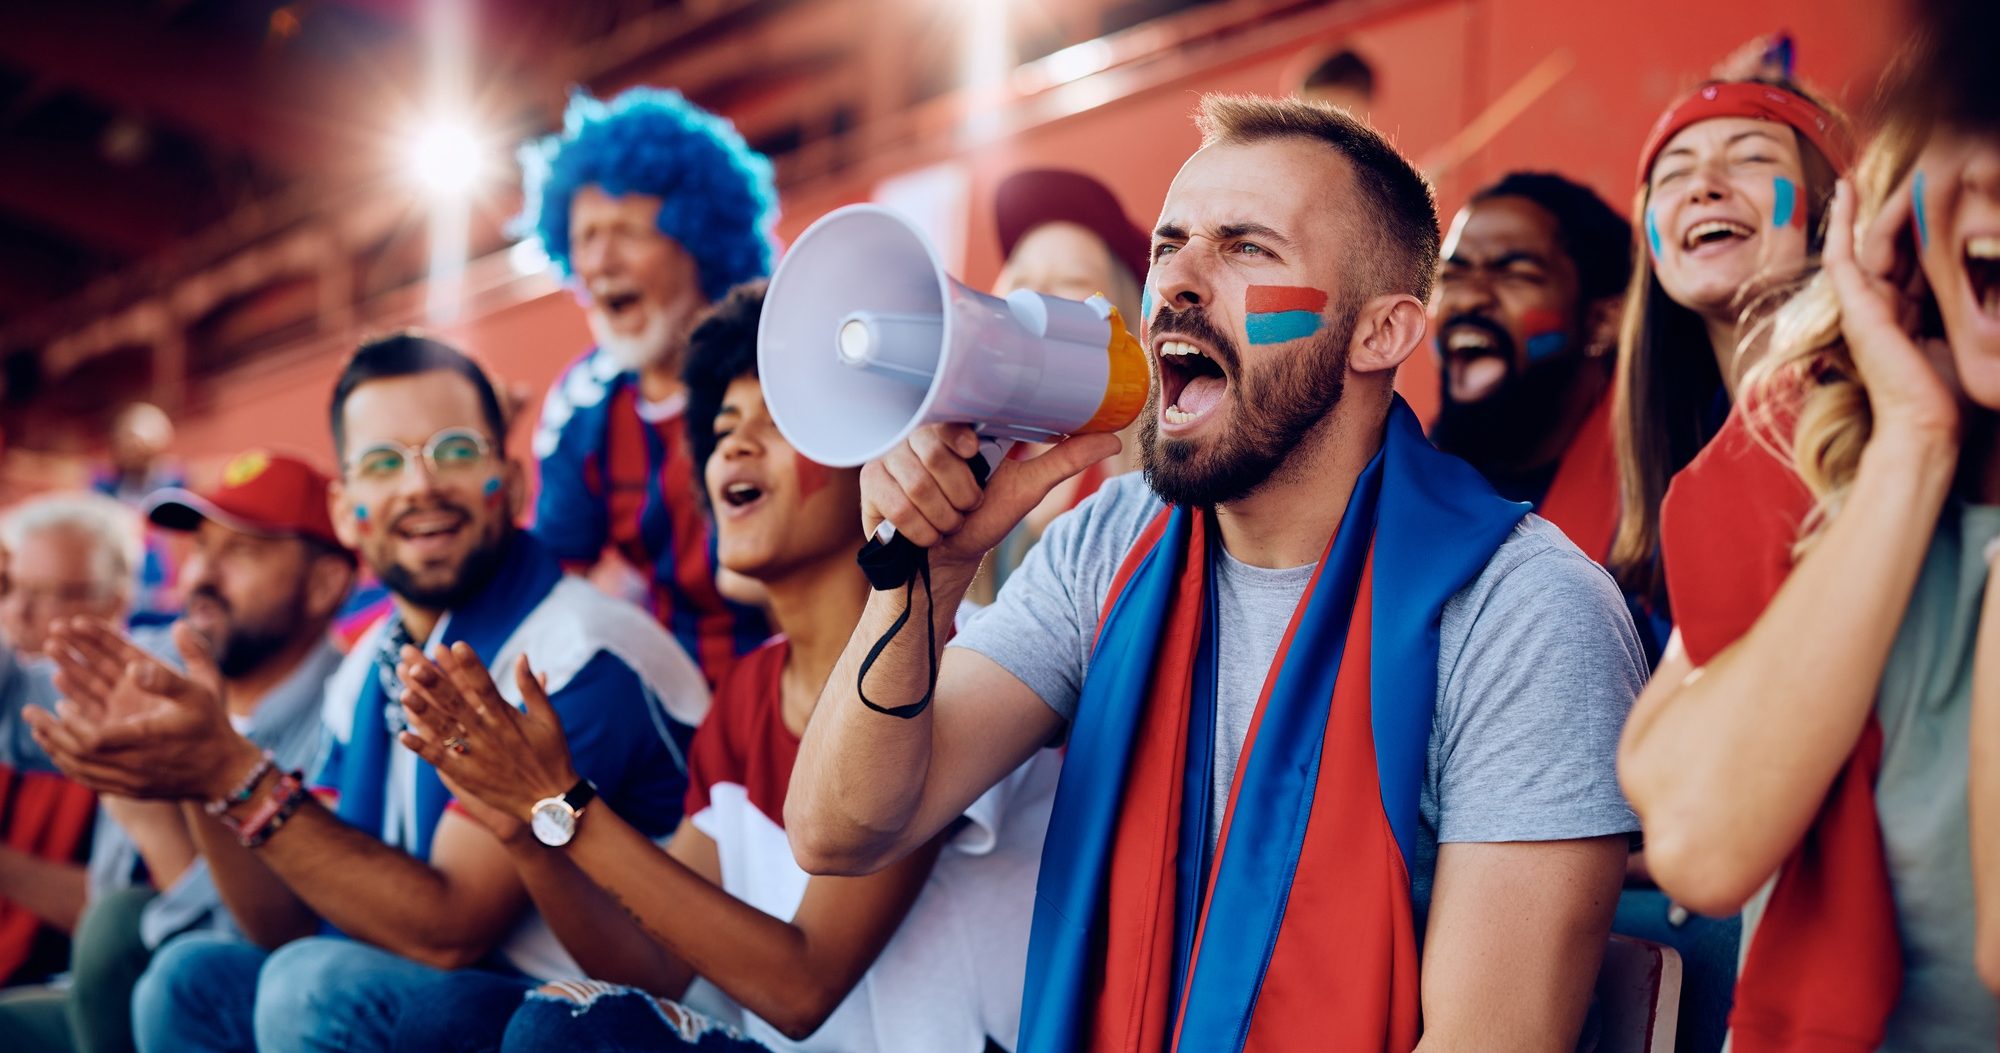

{"left": 588, "top": 305, "right": 675, "bottom": 373}
{"left": 1137, "top": 302, "right": 1355, "bottom": 508}
{"left": 375, "top": 519, "right": 513, "bottom": 613}
{"left": 1431, "top": 314, "right": 1589, "bottom": 474}
{"left": 378, "top": 524, "right": 512, "bottom": 612}
{"left": 189, "top": 586, "right": 306, "bottom": 680}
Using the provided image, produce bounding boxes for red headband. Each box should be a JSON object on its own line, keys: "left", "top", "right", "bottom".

{"left": 1636, "top": 81, "right": 1853, "bottom": 187}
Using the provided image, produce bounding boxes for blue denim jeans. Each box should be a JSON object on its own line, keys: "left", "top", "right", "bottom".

{"left": 500, "top": 982, "right": 768, "bottom": 1052}
{"left": 389, "top": 968, "right": 537, "bottom": 1053}
{"left": 132, "top": 934, "right": 482, "bottom": 1053}
{"left": 131, "top": 932, "right": 264, "bottom": 1053}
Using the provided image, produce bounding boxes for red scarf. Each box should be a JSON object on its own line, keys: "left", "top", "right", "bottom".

{"left": 1659, "top": 396, "right": 1902, "bottom": 1051}
{"left": 1537, "top": 393, "right": 1619, "bottom": 564}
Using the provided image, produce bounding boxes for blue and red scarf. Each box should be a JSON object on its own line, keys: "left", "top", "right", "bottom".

{"left": 1020, "top": 398, "right": 1526, "bottom": 1053}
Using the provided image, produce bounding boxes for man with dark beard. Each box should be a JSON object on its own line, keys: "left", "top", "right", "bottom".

{"left": 785, "top": 95, "right": 1646, "bottom": 1050}
{"left": 0, "top": 457, "right": 349, "bottom": 1053}
{"left": 1427, "top": 172, "right": 1632, "bottom": 563}
{"left": 22, "top": 334, "right": 711, "bottom": 1053}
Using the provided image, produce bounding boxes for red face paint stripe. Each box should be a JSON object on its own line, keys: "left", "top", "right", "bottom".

{"left": 1244, "top": 285, "right": 1328, "bottom": 314}
{"left": 1518, "top": 307, "right": 1566, "bottom": 338}
{"left": 792, "top": 451, "right": 832, "bottom": 499}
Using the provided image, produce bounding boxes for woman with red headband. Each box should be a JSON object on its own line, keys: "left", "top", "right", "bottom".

{"left": 1621, "top": 12, "right": 2000, "bottom": 1046}
{"left": 1608, "top": 78, "right": 1853, "bottom": 607}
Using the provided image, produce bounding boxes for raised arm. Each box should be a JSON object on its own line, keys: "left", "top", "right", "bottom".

{"left": 1619, "top": 178, "right": 1962, "bottom": 914}
{"left": 784, "top": 425, "right": 1114, "bottom": 875}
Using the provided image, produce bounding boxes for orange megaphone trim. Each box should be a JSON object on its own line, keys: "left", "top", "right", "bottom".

{"left": 1080, "top": 304, "right": 1149, "bottom": 434}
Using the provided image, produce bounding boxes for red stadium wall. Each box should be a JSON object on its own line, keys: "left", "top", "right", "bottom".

{"left": 166, "top": 0, "right": 1899, "bottom": 484}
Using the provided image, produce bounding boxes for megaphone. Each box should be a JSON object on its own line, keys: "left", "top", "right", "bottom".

{"left": 758, "top": 204, "right": 1149, "bottom": 471}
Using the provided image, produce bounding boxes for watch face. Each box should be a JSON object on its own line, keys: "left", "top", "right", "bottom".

{"left": 531, "top": 800, "right": 576, "bottom": 847}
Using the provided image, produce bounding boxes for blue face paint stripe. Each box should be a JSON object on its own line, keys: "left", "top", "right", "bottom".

{"left": 1913, "top": 170, "right": 1929, "bottom": 251}
{"left": 1244, "top": 311, "right": 1323, "bottom": 345}
{"left": 1141, "top": 285, "right": 1155, "bottom": 326}
{"left": 1524, "top": 332, "right": 1569, "bottom": 361}
{"left": 1772, "top": 177, "right": 1797, "bottom": 229}
{"left": 1645, "top": 207, "right": 1664, "bottom": 258}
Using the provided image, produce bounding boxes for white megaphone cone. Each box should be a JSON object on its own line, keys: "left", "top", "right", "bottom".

{"left": 758, "top": 205, "right": 1149, "bottom": 471}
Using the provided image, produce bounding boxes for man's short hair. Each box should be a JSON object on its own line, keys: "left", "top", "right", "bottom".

{"left": 1471, "top": 172, "right": 1633, "bottom": 303}
{"left": 519, "top": 88, "right": 778, "bottom": 303}
{"left": 1194, "top": 93, "right": 1439, "bottom": 302}
{"left": 683, "top": 280, "right": 769, "bottom": 478}
{"left": 1303, "top": 48, "right": 1376, "bottom": 97}
{"left": 329, "top": 333, "right": 507, "bottom": 459}
{"left": 0, "top": 492, "right": 140, "bottom": 599}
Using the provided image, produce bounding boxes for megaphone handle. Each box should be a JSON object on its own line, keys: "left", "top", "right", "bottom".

{"left": 853, "top": 435, "right": 1010, "bottom": 720}
{"left": 856, "top": 437, "right": 1009, "bottom": 591}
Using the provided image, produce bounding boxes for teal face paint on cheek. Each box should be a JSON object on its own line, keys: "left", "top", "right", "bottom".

{"left": 1140, "top": 285, "right": 1156, "bottom": 327}
{"left": 1913, "top": 170, "right": 1930, "bottom": 251}
{"left": 1772, "top": 176, "right": 1799, "bottom": 229}
{"left": 483, "top": 476, "right": 503, "bottom": 507}
{"left": 354, "top": 505, "right": 372, "bottom": 535}
{"left": 1243, "top": 286, "right": 1328, "bottom": 345}
{"left": 1645, "top": 207, "right": 1664, "bottom": 259}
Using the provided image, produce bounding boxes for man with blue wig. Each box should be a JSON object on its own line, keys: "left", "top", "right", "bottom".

{"left": 524, "top": 88, "right": 775, "bottom": 690}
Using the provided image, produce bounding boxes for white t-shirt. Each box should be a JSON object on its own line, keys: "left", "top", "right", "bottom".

{"left": 685, "top": 641, "right": 1057, "bottom": 1052}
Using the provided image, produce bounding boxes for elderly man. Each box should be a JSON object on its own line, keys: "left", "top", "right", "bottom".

{"left": 525, "top": 88, "right": 776, "bottom": 689}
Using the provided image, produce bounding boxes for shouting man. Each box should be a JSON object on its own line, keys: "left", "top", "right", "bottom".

{"left": 784, "top": 95, "right": 1645, "bottom": 1051}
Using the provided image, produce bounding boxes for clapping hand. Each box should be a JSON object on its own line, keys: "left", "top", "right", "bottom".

{"left": 397, "top": 643, "right": 578, "bottom": 845}
{"left": 25, "top": 619, "right": 259, "bottom": 801}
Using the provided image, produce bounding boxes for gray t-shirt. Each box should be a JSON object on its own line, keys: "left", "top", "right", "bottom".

{"left": 953, "top": 472, "right": 1644, "bottom": 917}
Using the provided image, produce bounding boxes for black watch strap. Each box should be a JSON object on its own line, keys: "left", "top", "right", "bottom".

{"left": 564, "top": 779, "right": 597, "bottom": 811}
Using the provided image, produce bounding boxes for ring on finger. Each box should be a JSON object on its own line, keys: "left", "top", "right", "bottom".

{"left": 443, "top": 736, "right": 468, "bottom": 755}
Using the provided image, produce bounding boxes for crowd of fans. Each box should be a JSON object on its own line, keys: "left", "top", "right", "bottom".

{"left": 0, "top": 3, "right": 1993, "bottom": 1051}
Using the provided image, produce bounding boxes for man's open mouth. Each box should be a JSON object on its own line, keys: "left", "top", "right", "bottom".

{"left": 1157, "top": 339, "right": 1229, "bottom": 427}
{"left": 1439, "top": 317, "right": 1515, "bottom": 403}
{"left": 596, "top": 288, "right": 644, "bottom": 320}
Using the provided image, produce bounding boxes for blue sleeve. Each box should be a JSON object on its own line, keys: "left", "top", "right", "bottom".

{"left": 311, "top": 732, "right": 346, "bottom": 794}
{"left": 531, "top": 370, "right": 611, "bottom": 565}
{"left": 548, "top": 650, "right": 694, "bottom": 840}
{"left": 0, "top": 651, "right": 61, "bottom": 774}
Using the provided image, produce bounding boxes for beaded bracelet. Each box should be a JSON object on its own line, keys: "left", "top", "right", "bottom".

{"left": 202, "top": 751, "right": 277, "bottom": 819}
{"left": 221, "top": 770, "right": 307, "bottom": 849}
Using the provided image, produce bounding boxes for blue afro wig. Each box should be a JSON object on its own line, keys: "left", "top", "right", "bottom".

{"left": 518, "top": 87, "right": 778, "bottom": 303}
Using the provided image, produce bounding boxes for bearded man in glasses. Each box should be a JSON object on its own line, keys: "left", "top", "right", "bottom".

{"left": 22, "top": 333, "right": 712, "bottom": 1053}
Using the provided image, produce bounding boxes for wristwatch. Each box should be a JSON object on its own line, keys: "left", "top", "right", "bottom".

{"left": 529, "top": 779, "right": 597, "bottom": 847}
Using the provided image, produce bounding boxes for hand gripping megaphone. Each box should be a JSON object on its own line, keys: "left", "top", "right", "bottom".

{"left": 758, "top": 204, "right": 1148, "bottom": 588}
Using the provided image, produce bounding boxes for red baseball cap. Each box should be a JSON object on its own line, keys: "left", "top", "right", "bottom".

{"left": 145, "top": 450, "right": 346, "bottom": 551}
{"left": 995, "top": 169, "right": 1152, "bottom": 287}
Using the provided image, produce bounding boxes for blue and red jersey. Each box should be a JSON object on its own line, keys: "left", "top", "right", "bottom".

{"left": 532, "top": 348, "right": 771, "bottom": 690}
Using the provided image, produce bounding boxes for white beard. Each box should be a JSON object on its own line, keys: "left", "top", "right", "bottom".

{"left": 588, "top": 306, "right": 674, "bottom": 373}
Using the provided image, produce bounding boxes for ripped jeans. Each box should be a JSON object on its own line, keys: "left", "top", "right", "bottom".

{"left": 500, "top": 981, "right": 770, "bottom": 1053}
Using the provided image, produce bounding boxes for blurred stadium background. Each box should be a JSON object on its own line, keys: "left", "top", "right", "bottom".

{"left": 0, "top": 0, "right": 1905, "bottom": 497}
